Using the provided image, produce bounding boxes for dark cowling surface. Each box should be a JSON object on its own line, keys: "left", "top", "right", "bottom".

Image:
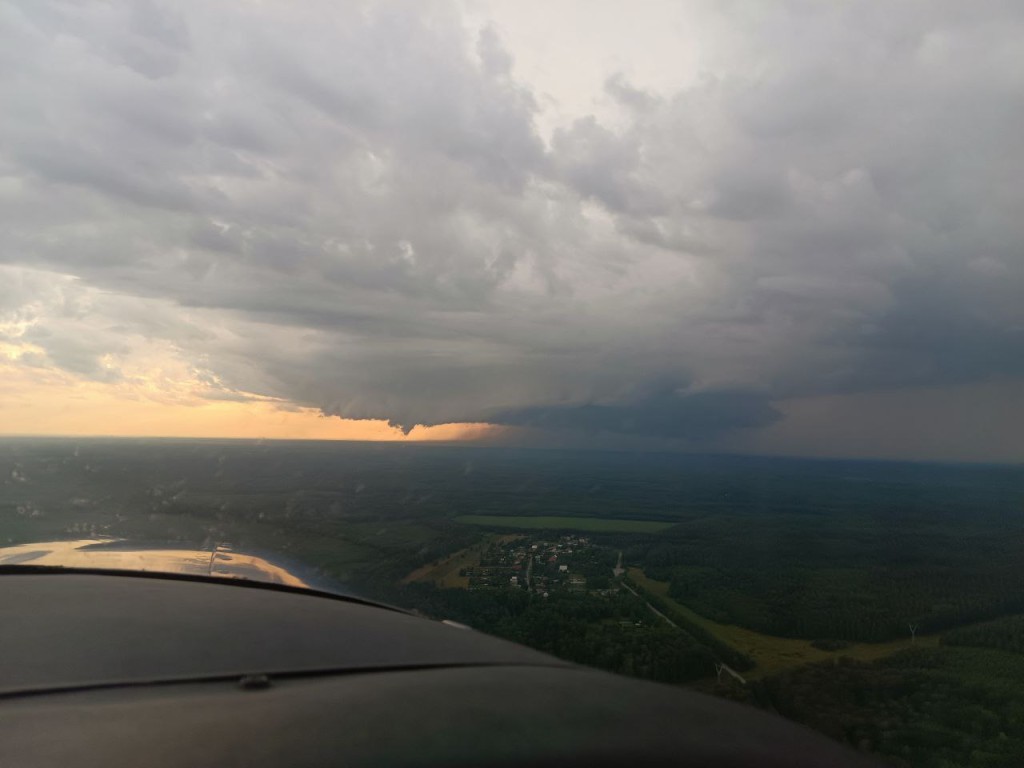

{"left": 0, "top": 572, "right": 562, "bottom": 695}
{"left": 0, "top": 572, "right": 880, "bottom": 767}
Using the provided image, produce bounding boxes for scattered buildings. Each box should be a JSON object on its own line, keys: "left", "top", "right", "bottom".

{"left": 460, "top": 534, "right": 603, "bottom": 593}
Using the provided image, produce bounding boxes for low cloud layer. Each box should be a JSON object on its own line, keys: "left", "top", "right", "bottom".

{"left": 1, "top": 1, "right": 1022, "bottom": 454}
{"left": 493, "top": 390, "right": 781, "bottom": 440}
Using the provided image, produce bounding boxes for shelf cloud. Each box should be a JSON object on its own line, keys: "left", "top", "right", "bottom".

{"left": 1, "top": 1, "right": 1022, "bottom": 457}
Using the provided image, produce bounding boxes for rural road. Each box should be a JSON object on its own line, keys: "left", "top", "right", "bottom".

{"left": 619, "top": 577, "right": 747, "bottom": 685}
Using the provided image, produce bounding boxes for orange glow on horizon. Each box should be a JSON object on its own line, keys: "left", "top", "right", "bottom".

{"left": 0, "top": 361, "right": 501, "bottom": 442}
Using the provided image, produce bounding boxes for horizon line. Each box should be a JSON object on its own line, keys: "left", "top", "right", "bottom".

{"left": 0, "top": 432, "right": 1018, "bottom": 468}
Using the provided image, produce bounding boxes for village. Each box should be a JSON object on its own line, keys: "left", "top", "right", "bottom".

{"left": 459, "top": 534, "right": 615, "bottom": 595}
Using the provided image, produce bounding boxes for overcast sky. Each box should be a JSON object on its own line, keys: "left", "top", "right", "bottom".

{"left": 1, "top": 0, "right": 1022, "bottom": 461}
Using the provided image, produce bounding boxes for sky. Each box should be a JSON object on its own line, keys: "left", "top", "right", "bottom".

{"left": 1, "top": 0, "right": 1022, "bottom": 461}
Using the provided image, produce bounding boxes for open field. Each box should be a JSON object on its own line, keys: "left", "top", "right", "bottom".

{"left": 454, "top": 515, "right": 675, "bottom": 533}
{"left": 401, "top": 534, "right": 521, "bottom": 588}
{"left": 628, "top": 567, "right": 937, "bottom": 678}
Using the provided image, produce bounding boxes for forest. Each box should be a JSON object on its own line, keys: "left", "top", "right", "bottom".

{"left": 402, "top": 584, "right": 718, "bottom": 684}
{"left": 756, "top": 648, "right": 1024, "bottom": 768}
{"left": 943, "top": 614, "right": 1024, "bottom": 655}
{"left": 618, "top": 505, "right": 1024, "bottom": 643}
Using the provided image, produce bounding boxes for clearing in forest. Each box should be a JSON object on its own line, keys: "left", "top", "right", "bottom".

{"left": 627, "top": 567, "right": 938, "bottom": 678}
{"left": 401, "top": 534, "right": 522, "bottom": 588}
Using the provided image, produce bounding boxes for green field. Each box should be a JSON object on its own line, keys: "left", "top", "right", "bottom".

{"left": 454, "top": 515, "right": 675, "bottom": 533}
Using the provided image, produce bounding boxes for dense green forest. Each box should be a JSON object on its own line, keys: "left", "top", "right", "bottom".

{"left": 943, "top": 614, "right": 1024, "bottom": 655}
{"left": 402, "top": 584, "right": 717, "bottom": 684}
{"left": 622, "top": 507, "right": 1024, "bottom": 643}
{"left": 759, "top": 647, "right": 1024, "bottom": 767}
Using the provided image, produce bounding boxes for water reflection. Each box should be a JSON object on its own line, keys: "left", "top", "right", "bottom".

{"left": 0, "top": 539, "right": 309, "bottom": 588}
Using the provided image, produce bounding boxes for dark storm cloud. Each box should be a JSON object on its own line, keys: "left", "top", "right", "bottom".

{"left": 1, "top": 0, "right": 1022, "bottom": 445}
{"left": 492, "top": 391, "right": 781, "bottom": 440}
